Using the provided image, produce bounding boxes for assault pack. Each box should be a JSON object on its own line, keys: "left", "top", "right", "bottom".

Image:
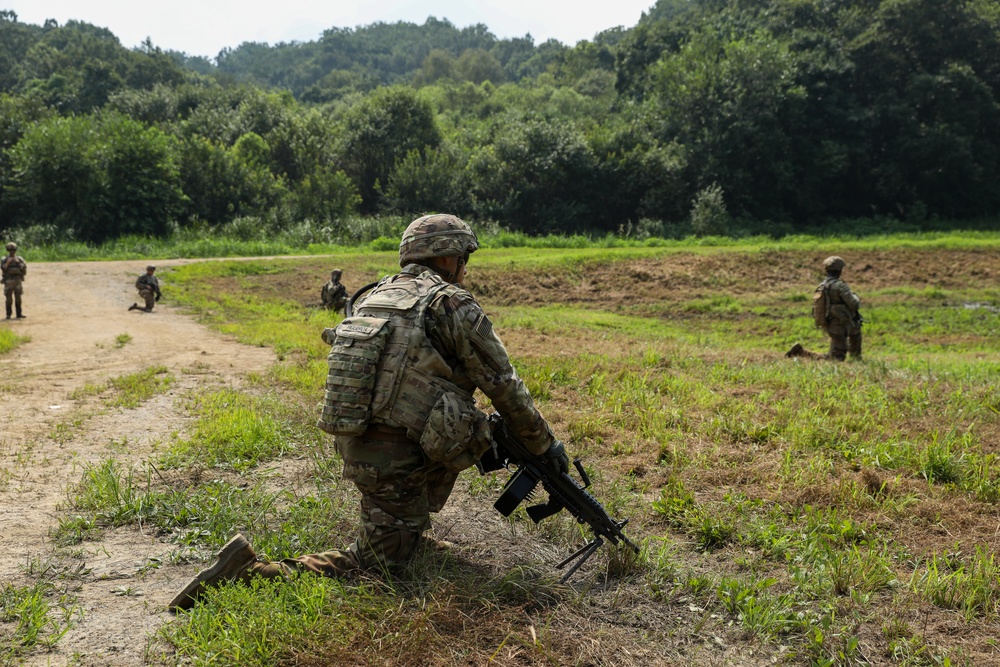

{"left": 812, "top": 279, "right": 831, "bottom": 329}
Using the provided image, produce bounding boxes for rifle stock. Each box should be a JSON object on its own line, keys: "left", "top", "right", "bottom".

{"left": 478, "top": 413, "right": 640, "bottom": 583}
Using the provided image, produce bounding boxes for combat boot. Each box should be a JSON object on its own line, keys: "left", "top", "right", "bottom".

{"left": 4, "top": 304, "right": 10, "bottom": 319}
{"left": 785, "top": 342, "right": 804, "bottom": 358}
{"left": 168, "top": 534, "right": 258, "bottom": 611}
{"left": 128, "top": 303, "right": 139, "bottom": 311}
{"left": 15, "top": 308, "right": 24, "bottom": 319}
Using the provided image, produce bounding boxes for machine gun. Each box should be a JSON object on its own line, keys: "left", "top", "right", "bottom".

{"left": 477, "top": 413, "right": 640, "bottom": 583}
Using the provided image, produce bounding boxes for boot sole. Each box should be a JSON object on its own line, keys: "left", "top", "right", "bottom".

{"left": 168, "top": 534, "right": 252, "bottom": 611}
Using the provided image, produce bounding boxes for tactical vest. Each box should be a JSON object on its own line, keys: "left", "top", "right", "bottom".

{"left": 318, "top": 270, "right": 474, "bottom": 442}
{"left": 2, "top": 257, "right": 24, "bottom": 278}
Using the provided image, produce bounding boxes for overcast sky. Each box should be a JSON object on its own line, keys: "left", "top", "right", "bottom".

{"left": 5, "top": 1, "right": 658, "bottom": 59}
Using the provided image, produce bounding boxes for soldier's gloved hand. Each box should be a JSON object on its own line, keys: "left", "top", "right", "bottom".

{"left": 544, "top": 440, "right": 570, "bottom": 475}
{"left": 155, "top": 294, "right": 161, "bottom": 301}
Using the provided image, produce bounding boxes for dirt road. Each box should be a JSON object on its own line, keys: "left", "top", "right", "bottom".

{"left": 0, "top": 260, "right": 275, "bottom": 665}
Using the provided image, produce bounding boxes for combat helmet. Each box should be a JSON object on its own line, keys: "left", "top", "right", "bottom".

{"left": 5, "top": 242, "right": 16, "bottom": 252}
{"left": 330, "top": 269, "right": 342, "bottom": 280}
{"left": 823, "top": 256, "right": 846, "bottom": 273}
{"left": 399, "top": 214, "right": 478, "bottom": 267}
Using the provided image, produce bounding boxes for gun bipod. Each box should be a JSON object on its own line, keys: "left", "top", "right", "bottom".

{"left": 555, "top": 536, "right": 604, "bottom": 584}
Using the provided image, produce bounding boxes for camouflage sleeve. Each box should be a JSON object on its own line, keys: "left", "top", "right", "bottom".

{"left": 831, "top": 280, "right": 860, "bottom": 311}
{"left": 430, "top": 289, "right": 556, "bottom": 456}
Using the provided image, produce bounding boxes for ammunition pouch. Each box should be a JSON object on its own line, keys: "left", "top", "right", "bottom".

{"left": 420, "top": 391, "right": 492, "bottom": 473}
{"left": 317, "top": 316, "right": 392, "bottom": 436}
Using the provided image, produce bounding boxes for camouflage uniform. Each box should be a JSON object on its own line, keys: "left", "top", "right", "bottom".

{"left": 320, "top": 269, "right": 348, "bottom": 312}
{"left": 169, "top": 215, "right": 565, "bottom": 609}
{"left": 2, "top": 242, "right": 27, "bottom": 319}
{"left": 264, "top": 216, "right": 557, "bottom": 578}
{"left": 133, "top": 266, "right": 161, "bottom": 312}
{"left": 820, "top": 256, "right": 862, "bottom": 361}
{"left": 276, "top": 272, "right": 554, "bottom": 576}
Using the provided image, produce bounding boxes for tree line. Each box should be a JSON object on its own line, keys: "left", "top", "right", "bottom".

{"left": 1, "top": 0, "right": 999, "bottom": 245}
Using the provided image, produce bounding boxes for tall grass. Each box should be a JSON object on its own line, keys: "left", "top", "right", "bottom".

{"left": 15, "top": 223, "right": 1000, "bottom": 262}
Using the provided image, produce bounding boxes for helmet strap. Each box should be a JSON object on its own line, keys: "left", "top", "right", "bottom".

{"left": 425, "top": 256, "right": 463, "bottom": 283}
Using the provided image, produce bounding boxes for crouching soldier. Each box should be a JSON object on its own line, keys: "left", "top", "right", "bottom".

{"left": 321, "top": 269, "right": 348, "bottom": 313}
{"left": 129, "top": 265, "right": 161, "bottom": 312}
{"left": 169, "top": 214, "right": 571, "bottom": 610}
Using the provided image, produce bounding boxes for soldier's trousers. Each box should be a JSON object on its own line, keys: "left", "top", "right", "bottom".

{"left": 4, "top": 280, "right": 23, "bottom": 317}
{"left": 138, "top": 287, "right": 155, "bottom": 311}
{"left": 827, "top": 329, "right": 862, "bottom": 361}
{"left": 266, "top": 426, "right": 458, "bottom": 578}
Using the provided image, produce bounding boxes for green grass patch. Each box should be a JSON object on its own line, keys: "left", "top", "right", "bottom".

{"left": 69, "top": 365, "right": 174, "bottom": 409}
{"left": 0, "top": 578, "right": 78, "bottom": 665}
{"left": 0, "top": 327, "right": 29, "bottom": 355}
{"left": 22, "top": 226, "right": 1000, "bottom": 263}
{"left": 161, "top": 549, "right": 575, "bottom": 666}
{"left": 57, "top": 457, "right": 351, "bottom": 558}
{"left": 160, "top": 388, "right": 319, "bottom": 472}
{"left": 911, "top": 547, "right": 1000, "bottom": 621}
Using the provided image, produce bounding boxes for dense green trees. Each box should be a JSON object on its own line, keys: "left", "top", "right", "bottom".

{"left": 338, "top": 86, "right": 441, "bottom": 213}
{"left": 8, "top": 113, "right": 183, "bottom": 241}
{"left": 2, "top": 0, "right": 1000, "bottom": 244}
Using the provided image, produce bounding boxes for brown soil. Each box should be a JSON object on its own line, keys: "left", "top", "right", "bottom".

{"left": 244, "top": 247, "right": 997, "bottom": 316}
{"left": 0, "top": 260, "right": 274, "bottom": 666}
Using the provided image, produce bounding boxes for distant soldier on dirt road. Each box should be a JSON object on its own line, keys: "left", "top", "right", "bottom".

{"left": 2, "top": 241, "right": 27, "bottom": 319}
{"left": 129, "top": 265, "right": 162, "bottom": 312}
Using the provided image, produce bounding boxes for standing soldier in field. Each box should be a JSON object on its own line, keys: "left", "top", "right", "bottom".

{"left": 321, "top": 269, "right": 348, "bottom": 313}
{"left": 129, "top": 265, "right": 162, "bottom": 312}
{"left": 816, "top": 256, "right": 863, "bottom": 361}
{"left": 787, "top": 255, "right": 863, "bottom": 361}
{"left": 169, "top": 213, "right": 571, "bottom": 611}
{"left": 2, "top": 242, "right": 27, "bottom": 319}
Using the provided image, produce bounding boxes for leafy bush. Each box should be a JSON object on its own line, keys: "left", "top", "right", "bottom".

{"left": 690, "top": 183, "right": 731, "bottom": 237}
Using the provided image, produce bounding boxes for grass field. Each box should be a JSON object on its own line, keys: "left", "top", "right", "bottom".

{"left": 49, "top": 235, "right": 1000, "bottom": 665}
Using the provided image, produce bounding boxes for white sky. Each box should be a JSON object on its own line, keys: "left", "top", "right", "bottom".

{"left": 5, "top": 1, "right": 658, "bottom": 60}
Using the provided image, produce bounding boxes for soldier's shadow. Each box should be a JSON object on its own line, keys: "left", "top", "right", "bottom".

{"left": 375, "top": 542, "right": 602, "bottom": 615}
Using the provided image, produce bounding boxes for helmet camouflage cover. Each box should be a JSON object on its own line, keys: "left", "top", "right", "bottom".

{"left": 823, "top": 256, "right": 846, "bottom": 272}
{"left": 399, "top": 214, "right": 478, "bottom": 267}
{"left": 5, "top": 242, "right": 16, "bottom": 252}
